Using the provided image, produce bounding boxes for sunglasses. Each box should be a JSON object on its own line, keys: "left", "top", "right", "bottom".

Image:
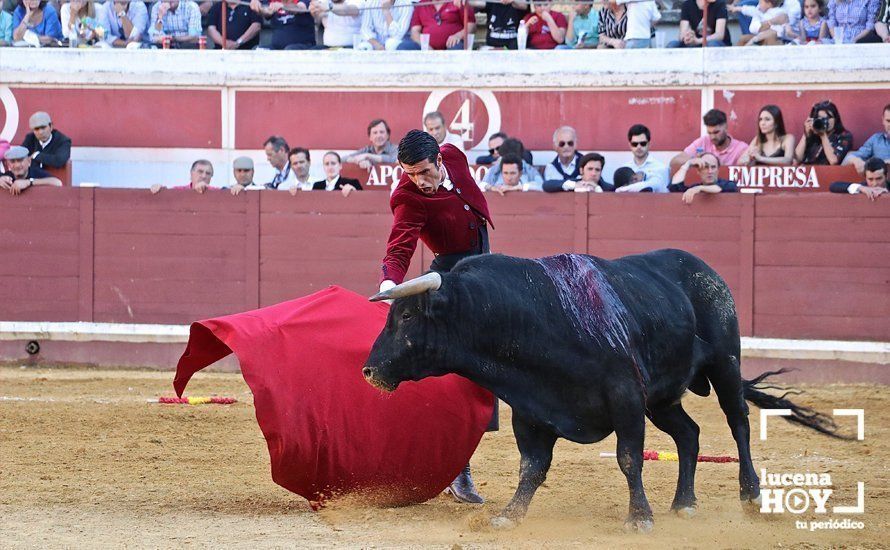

{"left": 434, "top": 11, "right": 441, "bottom": 25}
{"left": 488, "top": 146, "right": 500, "bottom": 155}
{"left": 630, "top": 140, "right": 649, "bottom": 147}
{"left": 558, "top": 140, "right": 574, "bottom": 147}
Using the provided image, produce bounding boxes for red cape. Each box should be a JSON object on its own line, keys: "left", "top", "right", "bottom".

{"left": 174, "top": 285, "right": 494, "bottom": 506}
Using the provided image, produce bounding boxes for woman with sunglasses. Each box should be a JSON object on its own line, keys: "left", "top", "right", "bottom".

{"left": 794, "top": 100, "right": 853, "bottom": 165}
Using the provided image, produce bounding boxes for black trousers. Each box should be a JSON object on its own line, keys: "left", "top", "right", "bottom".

{"left": 428, "top": 226, "right": 499, "bottom": 431}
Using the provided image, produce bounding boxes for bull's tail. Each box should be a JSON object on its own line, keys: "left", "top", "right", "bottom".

{"left": 743, "top": 369, "right": 854, "bottom": 440}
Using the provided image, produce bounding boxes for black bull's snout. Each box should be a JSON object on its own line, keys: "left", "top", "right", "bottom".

{"left": 361, "top": 358, "right": 400, "bottom": 393}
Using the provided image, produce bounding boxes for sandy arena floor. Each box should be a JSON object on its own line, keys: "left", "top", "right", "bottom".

{"left": 1, "top": 365, "right": 887, "bottom": 549}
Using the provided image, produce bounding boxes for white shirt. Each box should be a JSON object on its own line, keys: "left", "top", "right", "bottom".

{"left": 32, "top": 133, "right": 52, "bottom": 159}
{"left": 618, "top": 0, "right": 661, "bottom": 40}
{"left": 270, "top": 163, "right": 297, "bottom": 190}
{"left": 323, "top": 0, "right": 364, "bottom": 47}
{"left": 294, "top": 177, "right": 314, "bottom": 191}
{"left": 441, "top": 132, "right": 465, "bottom": 154}
{"left": 739, "top": 5, "right": 786, "bottom": 34}
{"left": 324, "top": 175, "right": 341, "bottom": 191}
{"left": 617, "top": 155, "right": 670, "bottom": 192}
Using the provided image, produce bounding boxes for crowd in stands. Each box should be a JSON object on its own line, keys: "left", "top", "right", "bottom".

{"left": 2, "top": 0, "right": 888, "bottom": 48}
{"left": 1, "top": 102, "right": 888, "bottom": 200}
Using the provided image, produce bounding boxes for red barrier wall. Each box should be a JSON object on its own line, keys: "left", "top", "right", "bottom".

{"left": 1, "top": 188, "right": 888, "bottom": 341}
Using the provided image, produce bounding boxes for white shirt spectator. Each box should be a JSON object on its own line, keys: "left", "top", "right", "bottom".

{"left": 441, "top": 132, "right": 465, "bottom": 154}
{"left": 617, "top": 156, "right": 670, "bottom": 192}
{"left": 738, "top": 4, "right": 786, "bottom": 34}
{"left": 323, "top": 0, "right": 364, "bottom": 47}
{"left": 617, "top": 0, "right": 661, "bottom": 40}
{"left": 359, "top": 0, "right": 413, "bottom": 50}
{"left": 100, "top": 1, "right": 150, "bottom": 44}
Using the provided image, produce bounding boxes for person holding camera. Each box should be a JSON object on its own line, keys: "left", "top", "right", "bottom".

{"left": 794, "top": 100, "right": 853, "bottom": 165}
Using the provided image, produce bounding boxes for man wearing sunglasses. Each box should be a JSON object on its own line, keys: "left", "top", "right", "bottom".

{"left": 543, "top": 126, "right": 582, "bottom": 185}
{"left": 21, "top": 111, "right": 71, "bottom": 170}
{"left": 616, "top": 124, "right": 669, "bottom": 192}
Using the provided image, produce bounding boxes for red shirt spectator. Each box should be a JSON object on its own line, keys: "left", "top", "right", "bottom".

{"left": 523, "top": 8, "right": 568, "bottom": 49}
{"left": 410, "top": 2, "right": 475, "bottom": 50}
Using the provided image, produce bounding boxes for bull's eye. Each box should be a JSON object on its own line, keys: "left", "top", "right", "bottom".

{"left": 401, "top": 311, "right": 412, "bottom": 321}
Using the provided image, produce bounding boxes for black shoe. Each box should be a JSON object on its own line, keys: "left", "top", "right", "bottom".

{"left": 445, "top": 464, "right": 484, "bottom": 504}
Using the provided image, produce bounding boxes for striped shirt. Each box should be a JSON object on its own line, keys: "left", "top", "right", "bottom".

{"left": 149, "top": 0, "right": 202, "bottom": 40}
{"left": 598, "top": 6, "right": 628, "bottom": 41}
{"left": 360, "top": 0, "right": 413, "bottom": 44}
{"left": 827, "top": 0, "right": 879, "bottom": 42}
{"left": 878, "top": 0, "right": 890, "bottom": 24}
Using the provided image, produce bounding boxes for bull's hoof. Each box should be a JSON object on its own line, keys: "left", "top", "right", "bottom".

{"left": 624, "top": 518, "right": 654, "bottom": 534}
{"left": 741, "top": 494, "right": 762, "bottom": 515}
{"left": 673, "top": 506, "right": 697, "bottom": 519}
{"left": 490, "top": 516, "right": 517, "bottom": 530}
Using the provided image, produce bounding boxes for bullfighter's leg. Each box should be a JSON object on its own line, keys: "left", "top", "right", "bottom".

{"left": 613, "top": 412, "right": 654, "bottom": 533}
{"left": 491, "top": 415, "right": 557, "bottom": 529}
{"left": 647, "top": 403, "right": 700, "bottom": 516}
{"left": 707, "top": 357, "right": 760, "bottom": 507}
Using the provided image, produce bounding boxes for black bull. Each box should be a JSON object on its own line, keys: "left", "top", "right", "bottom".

{"left": 362, "top": 249, "right": 844, "bottom": 532}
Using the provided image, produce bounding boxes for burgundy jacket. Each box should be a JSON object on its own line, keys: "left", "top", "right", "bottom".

{"left": 380, "top": 145, "right": 493, "bottom": 284}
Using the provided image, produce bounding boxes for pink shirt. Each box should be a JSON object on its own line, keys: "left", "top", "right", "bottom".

{"left": 683, "top": 135, "right": 748, "bottom": 166}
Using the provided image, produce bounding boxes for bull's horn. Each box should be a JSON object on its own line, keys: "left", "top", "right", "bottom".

{"left": 369, "top": 272, "right": 442, "bottom": 302}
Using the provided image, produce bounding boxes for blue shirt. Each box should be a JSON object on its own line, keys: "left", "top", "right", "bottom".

{"left": 851, "top": 132, "right": 890, "bottom": 161}
{"left": 1, "top": 10, "right": 12, "bottom": 43}
{"left": 100, "top": 1, "right": 149, "bottom": 44}
{"left": 13, "top": 3, "right": 63, "bottom": 40}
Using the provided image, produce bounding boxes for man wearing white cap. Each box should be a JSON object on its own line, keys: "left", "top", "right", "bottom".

{"left": 229, "top": 156, "right": 264, "bottom": 195}
{"left": 1, "top": 145, "right": 63, "bottom": 195}
{"left": 21, "top": 111, "right": 72, "bottom": 169}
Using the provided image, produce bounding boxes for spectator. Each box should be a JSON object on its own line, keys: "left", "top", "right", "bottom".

{"left": 251, "top": 0, "right": 316, "bottom": 50}
{"left": 738, "top": 105, "right": 796, "bottom": 165}
{"left": 289, "top": 147, "right": 314, "bottom": 192}
{"left": 784, "top": 0, "right": 828, "bottom": 43}
{"left": 21, "top": 112, "right": 71, "bottom": 169}
{"left": 543, "top": 126, "right": 582, "bottom": 185}
{"left": 617, "top": 0, "right": 660, "bottom": 48}
{"left": 856, "top": 0, "right": 888, "bottom": 42}
{"left": 61, "top": 0, "right": 107, "bottom": 45}
{"left": 13, "top": 0, "right": 64, "bottom": 45}
{"left": 830, "top": 157, "right": 887, "bottom": 199}
{"left": 598, "top": 0, "right": 627, "bottom": 48}
{"left": 344, "top": 119, "right": 398, "bottom": 169}
{"left": 424, "top": 111, "right": 465, "bottom": 153}
{"left": 100, "top": 0, "right": 149, "bottom": 47}
{"left": 475, "top": 132, "right": 508, "bottom": 165}
{"left": 544, "top": 153, "right": 613, "bottom": 192}
{"left": 484, "top": 155, "right": 535, "bottom": 194}
{"left": 793, "top": 100, "right": 853, "bottom": 165}
{"left": 729, "top": 0, "right": 786, "bottom": 45}
{"left": 522, "top": 0, "right": 567, "bottom": 49}
{"left": 397, "top": 0, "right": 474, "bottom": 50}
{"left": 312, "top": 152, "right": 362, "bottom": 196}
{"left": 310, "top": 0, "right": 363, "bottom": 48}
{"left": 0, "top": 146, "right": 63, "bottom": 195}
{"left": 150, "top": 159, "right": 214, "bottom": 194}
{"left": 229, "top": 156, "right": 263, "bottom": 195}
{"left": 483, "top": 137, "right": 542, "bottom": 189}
{"left": 356, "top": 0, "right": 413, "bottom": 50}
{"left": 148, "top": 0, "right": 201, "bottom": 48}
{"left": 264, "top": 136, "right": 297, "bottom": 189}
{"left": 669, "top": 153, "right": 737, "bottom": 204}
{"left": 207, "top": 0, "right": 262, "bottom": 49}
{"left": 617, "top": 124, "right": 669, "bottom": 192}
{"left": 827, "top": 0, "right": 880, "bottom": 43}
{"left": 469, "top": 0, "right": 527, "bottom": 49}
{"left": 668, "top": 0, "right": 731, "bottom": 47}
{"left": 1, "top": 8, "right": 11, "bottom": 46}
{"left": 672, "top": 109, "right": 748, "bottom": 170}
{"left": 613, "top": 166, "right": 651, "bottom": 191}
{"left": 560, "top": 0, "right": 599, "bottom": 48}
{"left": 843, "top": 103, "right": 890, "bottom": 173}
